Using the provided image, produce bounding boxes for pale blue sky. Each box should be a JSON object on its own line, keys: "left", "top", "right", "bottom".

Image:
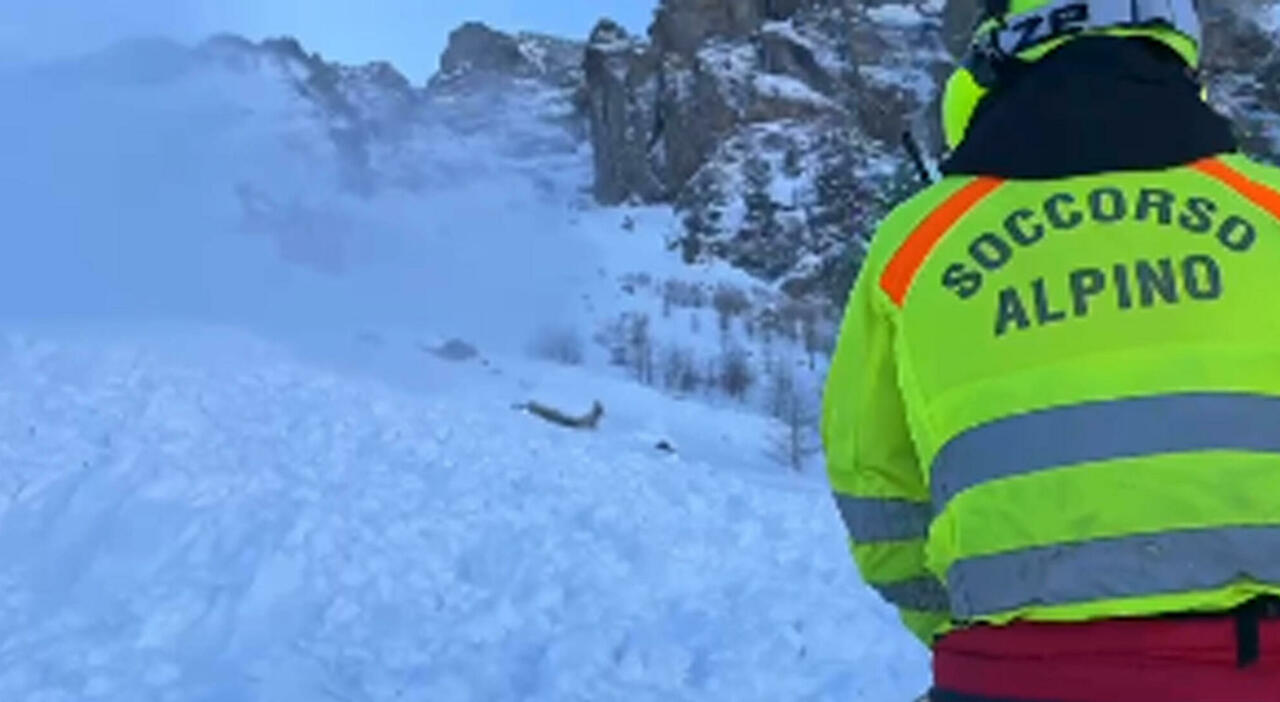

{"left": 0, "top": 1, "right": 656, "bottom": 80}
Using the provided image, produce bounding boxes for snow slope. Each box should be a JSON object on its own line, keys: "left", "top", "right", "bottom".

{"left": 0, "top": 327, "right": 928, "bottom": 701}
{"left": 0, "top": 33, "right": 928, "bottom": 702}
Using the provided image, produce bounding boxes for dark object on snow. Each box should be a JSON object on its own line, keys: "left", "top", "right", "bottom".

{"left": 655, "top": 440, "right": 676, "bottom": 454}
{"left": 514, "top": 400, "right": 605, "bottom": 430}
{"left": 425, "top": 339, "right": 479, "bottom": 362}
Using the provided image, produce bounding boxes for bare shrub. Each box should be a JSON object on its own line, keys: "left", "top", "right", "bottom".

{"left": 621, "top": 273, "right": 653, "bottom": 294}
{"left": 713, "top": 284, "right": 752, "bottom": 316}
{"left": 626, "top": 313, "right": 654, "bottom": 385}
{"left": 758, "top": 307, "right": 779, "bottom": 345}
{"left": 713, "top": 284, "right": 752, "bottom": 335}
{"left": 661, "top": 346, "right": 702, "bottom": 395}
{"left": 770, "top": 306, "right": 797, "bottom": 342}
{"left": 528, "top": 327, "right": 584, "bottom": 366}
{"left": 595, "top": 319, "right": 628, "bottom": 368}
{"left": 778, "top": 299, "right": 823, "bottom": 344}
{"left": 766, "top": 363, "right": 797, "bottom": 421}
{"left": 801, "top": 317, "right": 821, "bottom": 370}
{"left": 766, "top": 378, "right": 822, "bottom": 472}
{"left": 719, "top": 347, "right": 756, "bottom": 401}
{"left": 805, "top": 317, "right": 838, "bottom": 363}
{"left": 662, "top": 279, "right": 706, "bottom": 309}
{"left": 760, "top": 337, "right": 776, "bottom": 379}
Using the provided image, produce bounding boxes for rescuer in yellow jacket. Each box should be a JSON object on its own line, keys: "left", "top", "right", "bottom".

{"left": 823, "top": 1, "right": 1280, "bottom": 699}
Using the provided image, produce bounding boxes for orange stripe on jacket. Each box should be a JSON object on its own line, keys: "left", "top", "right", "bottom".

{"left": 880, "top": 177, "right": 1004, "bottom": 306}
{"left": 1193, "top": 157, "right": 1280, "bottom": 221}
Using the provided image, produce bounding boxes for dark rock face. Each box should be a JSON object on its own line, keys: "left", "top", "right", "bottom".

{"left": 1200, "top": 3, "right": 1280, "bottom": 161}
{"left": 439, "top": 22, "right": 528, "bottom": 76}
{"left": 431, "top": 22, "right": 585, "bottom": 90}
{"left": 195, "top": 24, "right": 594, "bottom": 249}
{"left": 427, "top": 24, "right": 590, "bottom": 173}
{"left": 940, "top": 0, "right": 980, "bottom": 60}
{"left": 584, "top": 0, "right": 946, "bottom": 301}
{"left": 759, "top": 25, "right": 834, "bottom": 95}
{"left": 650, "top": 0, "right": 766, "bottom": 55}
{"left": 584, "top": 1, "right": 855, "bottom": 206}
{"left": 582, "top": 0, "right": 1280, "bottom": 304}
{"left": 583, "top": 21, "right": 665, "bottom": 203}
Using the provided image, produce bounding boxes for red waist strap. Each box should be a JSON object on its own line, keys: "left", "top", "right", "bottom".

{"left": 934, "top": 616, "right": 1280, "bottom": 702}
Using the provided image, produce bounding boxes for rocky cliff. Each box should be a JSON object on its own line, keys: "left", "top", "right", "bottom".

{"left": 193, "top": 25, "right": 589, "bottom": 199}
{"left": 583, "top": 0, "right": 951, "bottom": 300}
{"left": 1201, "top": 2, "right": 1280, "bottom": 160}
{"left": 74, "top": 5, "right": 1280, "bottom": 308}
{"left": 583, "top": 0, "right": 1280, "bottom": 305}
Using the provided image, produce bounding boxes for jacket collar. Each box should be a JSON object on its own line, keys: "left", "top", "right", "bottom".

{"left": 941, "top": 36, "right": 1238, "bottom": 179}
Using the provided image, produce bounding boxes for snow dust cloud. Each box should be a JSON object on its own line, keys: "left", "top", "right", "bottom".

{"left": 0, "top": 39, "right": 586, "bottom": 360}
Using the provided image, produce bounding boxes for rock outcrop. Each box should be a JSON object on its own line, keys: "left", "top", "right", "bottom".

{"left": 194, "top": 23, "right": 593, "bottom": 202}
{"left": 426, "top": 24, "right": 589, "bottom": 167}
{"left": 583, "top": 0, "right": 947, "bottom": 300}
{"left": 584, "top": 0, "right": 863, "bottom": 206}
{"left": 84, "top": 9, "right": 1280, "bottom": 302}
{"left": 583, "top": 20, "right": 665, "bottom": 203}
{"left": 1201, "top": 2, "right": 1280, "bottom": 160}
{"left": 582, "top": 0, "right": 1280, "bottom": 304}
{"left": 431, "top": 21, "right": 585, "bottom": 91}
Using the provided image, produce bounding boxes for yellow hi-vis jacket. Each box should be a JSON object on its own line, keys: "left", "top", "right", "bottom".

{"left": 822, "top": 154, "right": 1280, "bottom": 645}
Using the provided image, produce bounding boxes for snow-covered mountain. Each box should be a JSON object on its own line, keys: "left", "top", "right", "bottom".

{"left": 583, "top": 0, "right": 944, "bottom": 301}
{"left": 583, "top": 0, "right": 1280, "bottom": 302}
{"left": 0, "top": 14, "right": 899, "bottom": 701}
{"left": 3, "top": 3, "right": 1280, "bottom": 699}
{"left": 0, "top": 14, "right": 833, "bottom": 424}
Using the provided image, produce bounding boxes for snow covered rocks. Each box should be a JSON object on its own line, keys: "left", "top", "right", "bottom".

{"left": 584, "top": 0, "right": 952, "bottom": 300}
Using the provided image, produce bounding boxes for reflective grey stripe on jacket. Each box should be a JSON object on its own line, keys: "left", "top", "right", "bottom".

{"left": 834, "top": 494, "right": 932, "bottom": 543}
{"left": 931, "top": 393, "right": 1280, "bottom": 510}
{"left": 874, "top": 576, "right": 951, "bottom": 612}
{"left": 947, "top": 525, "right": 1280, "bottom": 618}
{"left": 930, "top": 392, "right": 1280, "bottom": 618}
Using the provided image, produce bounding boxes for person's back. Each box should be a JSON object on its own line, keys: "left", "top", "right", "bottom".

{"left": 822, "top": 2, "right": 1280, "bottom": 700}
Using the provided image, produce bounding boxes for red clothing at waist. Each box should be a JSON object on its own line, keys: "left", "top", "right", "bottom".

{"left": 934, "top": 615, "right": 1280, "bottom": 702}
